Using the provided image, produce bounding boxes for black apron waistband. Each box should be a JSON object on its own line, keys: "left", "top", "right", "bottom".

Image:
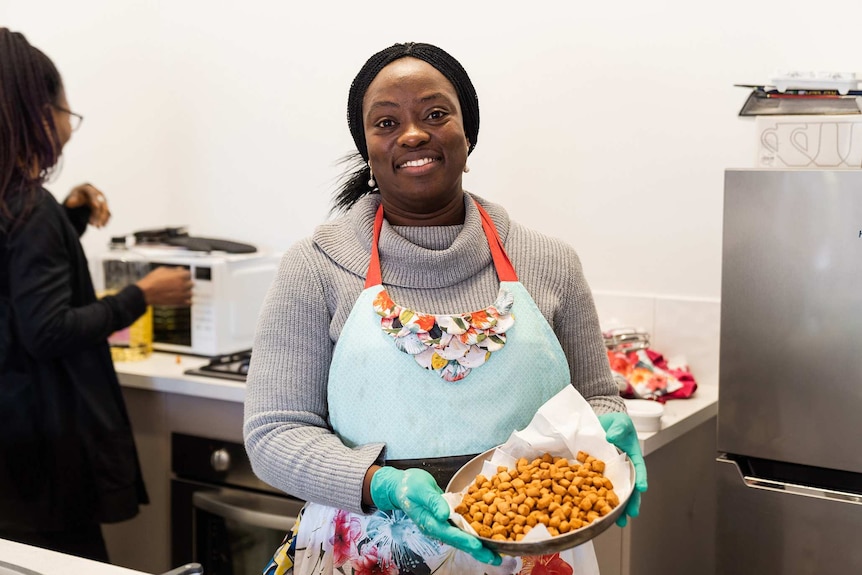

{"left": 385, "top": 453, "right": 479, "bottom": 491}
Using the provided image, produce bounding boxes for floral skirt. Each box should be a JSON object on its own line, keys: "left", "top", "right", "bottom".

{"left": 262, "top": 503, "right": 599, "bottom": 575}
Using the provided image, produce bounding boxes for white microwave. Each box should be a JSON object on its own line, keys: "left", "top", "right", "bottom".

{"left": 93, "top": 248, "right": 281, "bottom": 357}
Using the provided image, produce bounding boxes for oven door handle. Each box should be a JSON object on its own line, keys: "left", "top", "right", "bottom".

{"left": 192, "top": 490, "right": 298, "bottom": 532}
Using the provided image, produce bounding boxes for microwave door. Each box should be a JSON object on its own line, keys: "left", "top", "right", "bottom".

{"left": 153, "top": 304, "right": 192, "bottom": 347}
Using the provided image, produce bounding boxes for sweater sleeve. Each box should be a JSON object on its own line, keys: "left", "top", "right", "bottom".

{"left": 555, "top": 244, "right": 625, "bottom": 415}
{"left": 7, "top": 198, "right": 146, "bottom": 360}
{"left": 243, "top": 242, "right": 384, "bottom": 513}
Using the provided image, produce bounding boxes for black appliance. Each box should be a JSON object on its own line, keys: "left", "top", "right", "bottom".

{"left": 134, "top": 227, "right": 258, "bottom": 254}
{"left": 171, "top": 433, "right": 304, "bottom": 575}
{"left": 184, "top": 351, "right": 252, "bottom": 382}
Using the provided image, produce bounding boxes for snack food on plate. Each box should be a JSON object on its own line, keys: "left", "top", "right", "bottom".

{"left": 453, "top": 451, "right": 620, "bottom": 542}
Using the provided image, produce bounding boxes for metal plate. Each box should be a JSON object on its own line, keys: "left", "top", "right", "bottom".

{"left": 446, "top": 447, "right": 635, "bottom": 556}
{"left": 737, "top": 89, "right": 862, "bottom": 116}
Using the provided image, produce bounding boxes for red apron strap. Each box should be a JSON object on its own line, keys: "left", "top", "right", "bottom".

{"left": 475, "top": 200, "right": 518, "bottom": 282}
{"left": 364, "top": 204, "right": 384, "bottom": 289}
{"left": 364, "top": 199, "right": 518, "bottom": 288}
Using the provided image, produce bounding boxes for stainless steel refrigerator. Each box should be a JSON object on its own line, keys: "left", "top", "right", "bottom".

{"left": 717, "top": 169, "right": 862, "bottom": 574}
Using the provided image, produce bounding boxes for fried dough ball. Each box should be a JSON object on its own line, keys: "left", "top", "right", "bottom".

{"left": 455, "top": 451, "right": 620, "bottom": 542}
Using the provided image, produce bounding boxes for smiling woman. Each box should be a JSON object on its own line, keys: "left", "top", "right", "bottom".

{"left": 362, "top": 57, "right": 471, "bottom": 224}
{"left": 243, "top": 42, "right": 647, "bottom": 575}
{"left": 335, "top": 42, "right": 480, "bottom": 216}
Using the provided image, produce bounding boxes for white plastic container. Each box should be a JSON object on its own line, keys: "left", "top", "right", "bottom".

{"left": 624, "top": 399, "right": 664, "bottom": 433}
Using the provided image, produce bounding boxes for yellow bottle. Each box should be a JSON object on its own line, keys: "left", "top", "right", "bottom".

{"left": 99, "top": 291, "right": 153, "bottom": 362}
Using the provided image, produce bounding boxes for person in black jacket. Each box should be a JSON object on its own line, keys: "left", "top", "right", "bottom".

{"left": 0, "top": 28, "right": 193, "bottom": 562}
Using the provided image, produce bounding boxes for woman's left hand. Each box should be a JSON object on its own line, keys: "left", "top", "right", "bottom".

{"left": 598, "top": 411, "right": 648, "bottom": 527}
{"left": 64, "top": 183, "right": 111, "bottom": 228}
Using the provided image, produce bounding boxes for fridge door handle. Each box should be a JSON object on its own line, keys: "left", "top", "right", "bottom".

{"left": 718, "top": 454, "right": 862, "bottom": 505}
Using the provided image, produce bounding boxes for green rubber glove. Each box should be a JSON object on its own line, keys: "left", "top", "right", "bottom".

{"left": 598, "top": 412, "right": 648, "bottom": 527}
{"left": 370, "top": 467, "right": 501, "bottom": 565}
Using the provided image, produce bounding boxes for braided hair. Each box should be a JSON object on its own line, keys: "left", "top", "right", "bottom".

{"left": 332, "top": 42, "right": 480, "bottom": 212}
{"left": 0, "top": 28, "right": 64, "bottom": 232}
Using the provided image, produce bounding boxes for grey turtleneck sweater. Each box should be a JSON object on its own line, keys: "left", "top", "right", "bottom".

{"left": 243, "top": 192, "right": 623, "bottom": 513}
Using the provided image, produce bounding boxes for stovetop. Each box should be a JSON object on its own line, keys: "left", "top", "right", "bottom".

{"left": 184, "top": 350, "right": 251, "bottom": 382}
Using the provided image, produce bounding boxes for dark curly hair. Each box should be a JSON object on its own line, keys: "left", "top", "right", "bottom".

{"left": 0, "top": 28, "right": 64, "bottom": 232}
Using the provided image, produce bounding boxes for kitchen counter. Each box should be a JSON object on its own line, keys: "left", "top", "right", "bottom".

{"left": 0, "top": 538, "right": 150, "bottom": 575}
{"left": 635, "top": 379, "right": 717, "bottom": 456}
{"left": 114, "top": 352, "right": 718, "bottom": 457}
{"left": 115, "top": 352, "right": 245, "bottom": 403}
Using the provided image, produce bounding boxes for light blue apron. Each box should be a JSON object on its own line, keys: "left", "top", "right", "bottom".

{"left": 264, "top": 201, "right": 598, "bottom": 575}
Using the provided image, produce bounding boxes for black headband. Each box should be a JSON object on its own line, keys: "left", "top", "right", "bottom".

{"left": 347, "top": 42, "right": 479, "bottom": 162}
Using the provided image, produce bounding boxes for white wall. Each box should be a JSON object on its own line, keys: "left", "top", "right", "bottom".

{"left": 6, "top": 0, "right": 862, "bottom": 300}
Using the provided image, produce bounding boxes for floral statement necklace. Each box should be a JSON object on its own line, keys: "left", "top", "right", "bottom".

{"left": 365, "top": 200, "right": 519, "bottom": 383}
{"left": 373, "top": 287, "right": 515, "bottom": 382}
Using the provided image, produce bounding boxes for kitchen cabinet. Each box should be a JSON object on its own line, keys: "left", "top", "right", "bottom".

{"left": 594, "top": 417, "right": 717, "bottom": 575}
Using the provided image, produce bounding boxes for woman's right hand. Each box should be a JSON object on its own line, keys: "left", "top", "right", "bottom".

{"left": 369, "top": 466, "right": 502, "bottom": 565}
{"left": 136, "top": 266, "right": 193, "bottom": 306}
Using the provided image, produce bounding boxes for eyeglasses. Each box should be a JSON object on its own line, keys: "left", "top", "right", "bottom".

{"left": 53, "top": 105, "right": 84, "bottom": 132}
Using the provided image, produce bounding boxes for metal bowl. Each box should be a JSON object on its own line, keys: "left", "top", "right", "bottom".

{"left": 446, "top": 446, "right": 635, "bottom": 556}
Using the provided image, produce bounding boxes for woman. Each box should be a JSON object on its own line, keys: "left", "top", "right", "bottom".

{"left": 244, "top": 42, "right": 647, "bottom": 575}
{"left": 0, "top": 28, "right": 193, "bottom": 562}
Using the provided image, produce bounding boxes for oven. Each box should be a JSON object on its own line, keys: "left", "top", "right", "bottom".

{"left": 171, "top": 433, "right": 305, "bottom": 575}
